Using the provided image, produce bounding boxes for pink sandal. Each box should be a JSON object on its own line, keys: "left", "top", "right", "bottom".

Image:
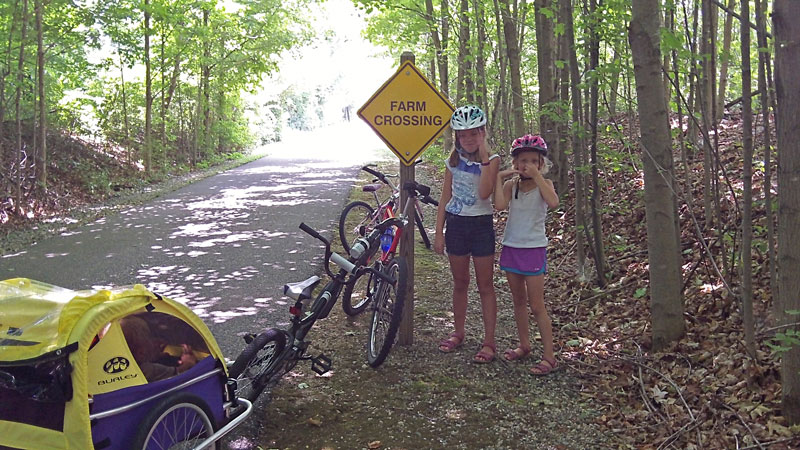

{"left": 438, "top": 332, "right": 465, "bottom": 353}
{"left": 530, "top": 357, "right": 558, "bottom": 376}
{"left": 503, "top": 346, "right": 531, "bottom": 361}
{"left": 473, "top": 343, "right": 496, "bottom": 364}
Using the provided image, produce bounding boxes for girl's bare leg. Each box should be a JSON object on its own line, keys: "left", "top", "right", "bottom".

{"left": 505, "top": 271, "right": 532, "bottom": 352}
{"left": 439, "top": 254, "right": 471, "bottom": 350}
{"left": 526, "top": 275, "right": 554, "bottom": 361}
{"left": 473, "top": 255, "right": 497, "bottom": 355}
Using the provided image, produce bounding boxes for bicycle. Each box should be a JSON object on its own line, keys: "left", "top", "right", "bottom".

{"left": 227, "top": 215, "right": 407, "bottom": 404}
{"left": 340, "top": 180, "right": 438, "bottom": 322}
{"left": 339, "top": 164, "right": 437, "bottom": 256}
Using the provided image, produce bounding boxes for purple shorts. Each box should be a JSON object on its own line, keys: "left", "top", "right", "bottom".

{"left": 499, "top": 246, "right": 547, "bottom": 276}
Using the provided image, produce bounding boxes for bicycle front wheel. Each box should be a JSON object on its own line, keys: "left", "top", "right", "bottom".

{"left": 414, "top": 210, "right": 432, "bottom": 249}
{"left": 228, "top": 328, "right": 287, "bottom": 403}
{"left": 342, "top": 268, "right": 376, "bottom": 316}
{"left": 339, "top": 200, "right": 375, "bottom": 254}
{"left": 367, "top": 256, "right": 407, "bottom": 367}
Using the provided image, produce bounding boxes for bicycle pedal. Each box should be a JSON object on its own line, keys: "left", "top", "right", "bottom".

{"left": 311, "top": 354, "right": 332, "bottom": 375}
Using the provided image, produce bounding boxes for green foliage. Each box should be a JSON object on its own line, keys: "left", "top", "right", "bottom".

{"left": 0, "top": 0, "right": 315, "bottom": 175}
{"left": 767, "top": 311, "right": 800, "bottom": 356}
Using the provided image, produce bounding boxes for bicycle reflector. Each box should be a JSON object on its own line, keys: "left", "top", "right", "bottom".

{"left": 289, "top": 305, "right": 301, "bottom": 316}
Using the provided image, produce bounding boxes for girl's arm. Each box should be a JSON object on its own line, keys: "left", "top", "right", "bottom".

{"left": 535, "top": 176, "right": 559, "bottom": 208}
{"left": 477, "top": 135, "right": 499, "bottom": 199}
{"left": 494, "top": 170, "right": 517, "bottom": 211}
{"left": 433, "top": 169, "right": 453, "bottom": 255}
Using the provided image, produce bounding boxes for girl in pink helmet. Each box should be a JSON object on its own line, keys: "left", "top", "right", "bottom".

{"left": 494, "top": 134, "right": 560, "bottom": 375}
{"left": 434, "top": 105, "right": 500, "bottom": 363}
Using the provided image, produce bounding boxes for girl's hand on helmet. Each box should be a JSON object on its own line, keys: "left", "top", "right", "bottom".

{"left": 478, "top": 134, "right": 490, "bottom": 163}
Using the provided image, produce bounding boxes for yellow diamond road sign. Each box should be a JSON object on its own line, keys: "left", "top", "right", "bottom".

{"left": 358, "top": 61, "right": 454, "bottom": 166}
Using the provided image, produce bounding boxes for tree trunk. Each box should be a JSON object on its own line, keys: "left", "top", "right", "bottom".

{"left": 629, "top": 0, "right": 685, "bottom": 350}
{"left": 119, "top": 53, "right": 131, "bottom": 164}
{"left": 588, "top": 0, "right": 607, "bottom": 287}
{"left": 608, "top": 50, "right": 620, "bottom": 118}
{"left": 14, "top": 0, "right": 29, "bottom": 215}
{"left": 535, "top": 0, "right": 560, "bottom": 189}
{"left": 565, "top": 0, "right": 587, "bottom": 281}
{"left": 0, "top": 0, "right": 18, "bottom": 130}
{"left": 490, "top": 0, "right": 509, "bottom": 146}
{"left": 498, "top": 0, "right": 524, "bottom": 137}
{"left": 739, "top": 0, "right": 755, "bottom": 358}
{"left": 555, "top": 0, "right": 571, "bottom": 194}
{"left": 755, "top": 0, "right": 777, "bottom": 310}
{"left": 701, "top": 0, "right": 714, "bottom": 229}
{"left": 473, "top": 0, "right": 488, "bottom": 111}
{"left": 456, "top": 0, "right": 470, "bottom": 103}
{"left": 160, "top": 27, "right": 167, "bottom": 166}
{"left": 426, "top": 0, "right": 452, "bottom": 152}
{"left": 34, "top": 0, "right": 45, "bottom": 189}
{"left": 144, "top": 0, "right": 152, "bottom": 173}
{"left": 773, "top": 0, "right": 800, "bottom": 425}
{"left": 201, "top": 8, "right": 211, "bottom": 159}
{"left": 716, "top": 0, "right": 735, "bottom": 122}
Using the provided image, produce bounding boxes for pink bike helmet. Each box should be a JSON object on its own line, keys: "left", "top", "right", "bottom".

{"left": 510, "top": 134, "right": 547, "bottom": 157}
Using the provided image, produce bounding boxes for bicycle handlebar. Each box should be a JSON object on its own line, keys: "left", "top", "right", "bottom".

{"left": 361, "top": 166, "right": 388, "bottom": 183}
{"left": 299, "top": 222, "right": 329, "bottom": 247}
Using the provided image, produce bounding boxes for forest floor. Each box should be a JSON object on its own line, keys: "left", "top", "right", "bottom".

{"left": 250, "top": 112, "right": 800, "bottom": 449}
{"left": 2, "top": 113, "right": 800, "bottom": 449}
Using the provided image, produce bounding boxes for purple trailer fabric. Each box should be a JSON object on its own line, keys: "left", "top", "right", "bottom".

{"left": 89, "top": 357, "right": 224, "bottom": 450}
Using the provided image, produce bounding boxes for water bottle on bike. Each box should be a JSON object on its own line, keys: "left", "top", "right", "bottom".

{"left": 380, "top": 227, "right": 395, "bottom": 253}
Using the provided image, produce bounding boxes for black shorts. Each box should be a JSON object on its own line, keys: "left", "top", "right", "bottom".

{"left": 444, "top": 213, "right": 495, "bottom": 257}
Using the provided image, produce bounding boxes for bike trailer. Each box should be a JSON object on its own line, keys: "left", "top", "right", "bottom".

{"left": 0, "top": 278, "right": 233, "bottom": 450}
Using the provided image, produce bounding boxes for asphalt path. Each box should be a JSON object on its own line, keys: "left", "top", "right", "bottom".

{"left": 0, "top": 123, "right": 387, "bottom": 359}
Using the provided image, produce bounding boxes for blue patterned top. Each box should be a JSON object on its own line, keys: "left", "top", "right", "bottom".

{"left": 445, "top": 152, "right": 499, "bottom": 216}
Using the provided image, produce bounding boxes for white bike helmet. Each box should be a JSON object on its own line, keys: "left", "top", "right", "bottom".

{"left": 450, "top": 105, "right": 487, "bottom": 130}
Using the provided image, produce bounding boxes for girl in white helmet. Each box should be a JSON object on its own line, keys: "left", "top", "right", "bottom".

{"left": 494, "top": 134, "right": 559, "bottom": 375}
{"left": 434, "top": 105, "right": 500, "bottom": 364}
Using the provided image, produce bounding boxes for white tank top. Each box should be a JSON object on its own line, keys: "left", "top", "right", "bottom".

{"left": 501, "top": 183, "right": 548, "bottom": 248}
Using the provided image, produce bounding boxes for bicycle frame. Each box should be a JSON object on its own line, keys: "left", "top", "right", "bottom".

{"left": 277, "top": 222, "right": 400, "bottom": 371}
{"left": 381, "top": 183, "right": 432, "bottom": 261}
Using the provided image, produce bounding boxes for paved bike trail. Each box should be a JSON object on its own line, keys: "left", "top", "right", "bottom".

{"left": 0, "top": 124, "right": 386, "bottom": 360}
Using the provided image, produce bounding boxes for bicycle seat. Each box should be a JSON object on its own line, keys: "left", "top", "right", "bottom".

{"left": 283, "top": 276, "right": 321, "bottom": 301}
{"left": 361, "top": 184, "right": 383, "bottom": 193}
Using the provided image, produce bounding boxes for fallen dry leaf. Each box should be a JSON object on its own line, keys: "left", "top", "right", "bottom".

{"left": 307, "top": 417, "right": 322, "bottom": 427}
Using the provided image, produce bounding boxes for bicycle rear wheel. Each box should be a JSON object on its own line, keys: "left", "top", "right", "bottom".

{"left": 228, "top": 328, "right": 286, "bottom": 403}
{"left": 366, "top": 256, "right": 407, "bottom": 367}
{"left": 339, "top": 201, "right": 375, "bottom": 254}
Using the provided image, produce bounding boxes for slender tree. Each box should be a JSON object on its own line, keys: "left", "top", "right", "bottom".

{"left": 144, "top": 0, "right": 152, "bottom": 173}
{"left": 34, "top": 0, "right": 45, "bottom": 188}
{"left": 534, "top": 0, "right": 559, "bottom": 188}
{"left": 755, "top": 0, "right": 777, "bottom": 308}
{"left": 498, "top": 0, "right": 525, "bottom": 136}
{"left": 588, "top": 0, "right": 608, "bottom": 287}
{"left": 773, "top": 0, "right": 800, "bottom": 425}
{"left": 564, "top": 0, "right": 587, "bottom": 281}
{"left": 14, "top": 0, "right": 29, "bottom": 214}
{"left": 739, "top": 0, "right": 755, "bottom": 357}
{"left": 629, "top": 0, "right": 685, "bottom": 349}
